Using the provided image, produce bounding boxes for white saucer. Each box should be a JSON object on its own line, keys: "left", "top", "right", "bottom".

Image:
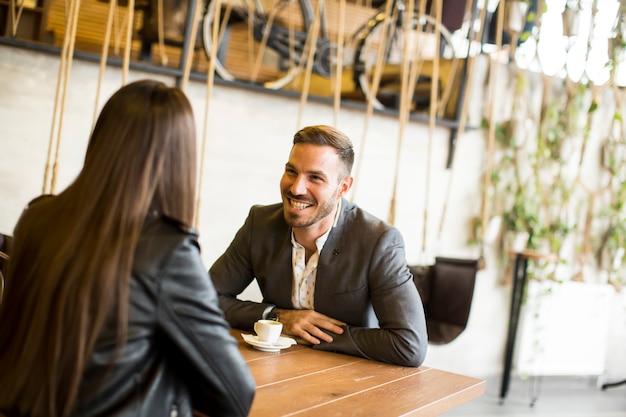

{"left": 241, "top": 333, "right": 297, "bottom": 352}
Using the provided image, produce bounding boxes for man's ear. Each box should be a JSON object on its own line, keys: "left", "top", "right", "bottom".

{"left": 337, "top": 176, "right": 354, "bottom": 197}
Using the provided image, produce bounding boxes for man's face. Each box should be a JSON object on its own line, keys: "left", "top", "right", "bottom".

{"left": 280, "top": 143, "right": 352, "bottom": 230}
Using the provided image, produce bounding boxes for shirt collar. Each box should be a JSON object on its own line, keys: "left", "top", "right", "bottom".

{"left": 332, "top": 198, "right": 342, "bottom": 227}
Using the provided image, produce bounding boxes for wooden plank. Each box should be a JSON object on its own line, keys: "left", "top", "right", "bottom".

{"left": 48, "top": 0, "right": 138, "bottom": 42}
{"left": 249, "top": 358, "right": 426, "bottom": 416}
{"left": 316, "top": 0, "right": 375, "bottom": 42}
{"left": 244, "top": 349, "right": 364, "bottom": 387}
{"left": 292, "top": 368, "right": 486, "bottom": 416}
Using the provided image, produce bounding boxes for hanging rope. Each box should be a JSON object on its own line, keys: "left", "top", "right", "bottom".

{"left": 449, "top": 0, "right": 488, "bottom": 146}
{"left": 250, "top": 0, "right": 282, "bottom": 83}
{"left": 121, "top": 0, "right": 136, "bottom": 84}
{"left": 43, "top": 0, "right": 81, "bottom": 194}
{"left": 9, "top": 0, "right": 26, "bottom": 37}
{"left": 603, "top": 83, "right": 626, "bottom": 289}
{"left": 436, "top": 52, "right": 459, "bottom": 118}
{"left": 476, "top": 0, "right": 504, "bottom": 262}
{"left": 570, "top": 83, "right": 611, "bottom": 281}
{"left": 420, "top": 0, "right": 441, "bottom": 259}
{"left": 351, "top": 0, "right": 395, "bottom": 201}
{"left": 436, "top": 0, "right": 488, "bottom": 255}
{"left": 570, "top": 0, "right": 624, "bottom": 282}
{"left": 432, "top": 0, "right": 471, "bottom": 119}
{"left": 287, "top": 0, "right": 297, "bottom": 76}
{"left": 92, "top": 0, "right": 118, "bottom": 127}
{"left": 296, "top": 0, "right": 324, "bottom": 128}
{"left": 112, "top": 3, "right": 127, "bottom": 55}
{"left": 195, "top": 0, "right": 222, "bottom": 229}
{"left": 180, "top": 0, "right": 204, "bottom": 91}
{"left": 388, "top": 0, "right": 422, "bottom": 226}
{"left": 571, "top": 169, "right": 611, "bottom": 281}
{"left": 156, "top": 0, "right": 169, "bottom": 66}
{"left": 332, "top": 0, "right": 347, "bottom": 126}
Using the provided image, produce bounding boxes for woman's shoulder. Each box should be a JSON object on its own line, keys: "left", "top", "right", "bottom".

{"left": 134, "top": 214, "right": 200, "bottom": 273}
{"left": 27, "top": 194, "right": 55, "bottom": 207}
{"left": 19, "top": 194, "right": 55, "bottom": 216}
{"left": 10, "top": 194, "right": 56, "bottom": 237}
{"left": 160, "top": 214, "right": 198, "bottom": 237}
{"left": 143, "top": 212, "right": 197, "bottom": 238}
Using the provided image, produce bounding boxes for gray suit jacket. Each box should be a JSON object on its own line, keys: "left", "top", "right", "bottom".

{"left": 210, "top": 198, "right": 428, "bottom": 367}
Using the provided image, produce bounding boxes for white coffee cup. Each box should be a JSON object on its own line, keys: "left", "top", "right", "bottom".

{"left": 254, "top": 319, "right": 283, "bottom": 344}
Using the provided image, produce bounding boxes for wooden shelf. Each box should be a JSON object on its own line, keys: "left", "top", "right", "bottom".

{"left": 0, "top": 0, "right": 52, "bottom": 42}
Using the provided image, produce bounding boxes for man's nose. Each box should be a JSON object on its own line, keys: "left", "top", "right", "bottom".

{"left": 290, "top": 175, "right": 307, "bottom": 195}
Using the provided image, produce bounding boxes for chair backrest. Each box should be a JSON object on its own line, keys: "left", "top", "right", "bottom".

{"left": 410, "top": 257, "right": 479, "bottom": 345}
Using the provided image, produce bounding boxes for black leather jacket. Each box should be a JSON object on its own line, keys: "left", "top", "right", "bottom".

{"left": 70, "top": 215, "right": 256, "bottom": 417}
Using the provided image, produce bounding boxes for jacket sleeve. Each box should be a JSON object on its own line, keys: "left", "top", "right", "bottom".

{"left": 210, "top": 206, "right": 276, "bottom": 330}
{"left": 156, "top": 237, "right": 256, "bottom": 417}
{"left": 315, "top": 227, "right": 428, "bottom": 367}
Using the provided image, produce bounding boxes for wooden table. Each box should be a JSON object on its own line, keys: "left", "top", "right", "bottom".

{"left": 233, "top": 329, "right": 486, "bottom": 416}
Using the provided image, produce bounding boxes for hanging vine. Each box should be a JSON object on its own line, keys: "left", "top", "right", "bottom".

{"left": 480, "top": 0, "right": 626, "bottom": 288}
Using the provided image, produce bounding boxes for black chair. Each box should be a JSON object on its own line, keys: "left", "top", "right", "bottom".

{"left": 410, "top": 257, "right": 479, "bottom": 345}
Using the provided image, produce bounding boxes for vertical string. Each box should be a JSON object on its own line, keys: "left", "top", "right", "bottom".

{"left": 156, "top": 0, "right": 169, "bottom": 66}
{"left": 195, "top": 0, "right": 222, "bottom": 229}
{"left": 389, "top": 0, "right": 420, "bottom": 226}
{"left": 296, "top": 0, "right": 324, "bottom": 128}
{"left": 437, "top": 0, "right": 488, "bottom": 249}
{"left": 332, "top": 0, "right": 347, "bottom": 126}
{"left": 44, "top": 0, "right": 81, "bottom": 194}
{"left": 251, "top": 0, "right": 281, "bottom": 83}
{"left": 93, "top": 0, "right": 118, "bottom": 128}
{"left": 9, "top": 0, "right": 26, "bottom": 36}
{"left": 480, "top": 0, "right": 505, "bottom": 249}
{"left": 180, "top": 0, "right": 204, "bottom": 91}
{"left": 351, "top": 0, "right": 395, "bottom": 202}
{"left": 415, "top": 0, "right": 440, "bottom": 260}
{"left": 122, "top": 0, "right": 135, "bottom": 85}
{"left": 43, "top": 0, "right": 73, "bottom": 193}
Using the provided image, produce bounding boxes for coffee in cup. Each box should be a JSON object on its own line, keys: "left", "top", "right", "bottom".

{"left": 254, "top": 319, "right": 283, "bottom": 343}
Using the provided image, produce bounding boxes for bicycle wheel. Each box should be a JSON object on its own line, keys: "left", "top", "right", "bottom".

{"left": 353, "top": 8, "right": 456, "bottom": 112}
{"left": 202, "top": 0, "right": 313, "bottom": 89}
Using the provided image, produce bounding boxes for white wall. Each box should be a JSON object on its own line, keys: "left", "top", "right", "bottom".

{"left": 1, "top": 45, "right": 624, "bottom": 382}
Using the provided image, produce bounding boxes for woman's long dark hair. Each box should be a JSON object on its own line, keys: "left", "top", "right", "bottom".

{"left": 0, "top": 80, "right": 198, "bottom": 417}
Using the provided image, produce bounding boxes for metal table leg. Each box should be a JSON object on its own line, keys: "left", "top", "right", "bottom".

{"left": 499, "top": 252, "right": 528, "bottom": 403}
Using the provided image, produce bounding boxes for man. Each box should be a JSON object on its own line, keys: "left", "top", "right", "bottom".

{"left": 210, "top": 125, "right": 427, "bottom": 367}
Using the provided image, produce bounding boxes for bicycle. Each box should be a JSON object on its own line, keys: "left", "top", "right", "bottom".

{"left": 201, "top": 0, "right": 458, "bottom": 112}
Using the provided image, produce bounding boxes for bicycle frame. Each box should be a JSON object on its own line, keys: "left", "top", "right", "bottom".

{"left": 252, "top": 0, "right": 335, "bottom": 76}
{"left": 203, "top": 0, "right": 456, "bottom": 96}
{"left": 252, "top": 0, "right": 414, "bottom": 79}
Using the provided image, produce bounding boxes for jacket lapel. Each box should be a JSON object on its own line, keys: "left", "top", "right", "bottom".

{"left": 315, "top": 199, "right": 352, "bottom": 300}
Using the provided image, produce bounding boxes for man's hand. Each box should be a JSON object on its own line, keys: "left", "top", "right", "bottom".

{"left": 277, "top": 309, "right": 345, "bottom": 345}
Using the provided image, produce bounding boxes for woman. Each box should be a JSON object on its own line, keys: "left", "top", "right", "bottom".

{"left": 0, "top": 80, "right": 255, "bottom": 417}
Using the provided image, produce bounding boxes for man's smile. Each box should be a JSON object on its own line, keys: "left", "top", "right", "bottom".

{"left": 288, "top": 198, "right": 313, "bottom": 210}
